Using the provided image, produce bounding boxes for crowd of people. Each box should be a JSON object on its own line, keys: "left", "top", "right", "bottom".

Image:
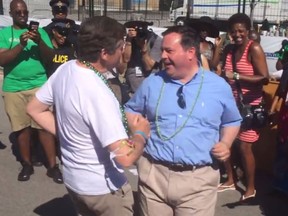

{"left": 1, "top": 0, "right": 288, "bottom": 215}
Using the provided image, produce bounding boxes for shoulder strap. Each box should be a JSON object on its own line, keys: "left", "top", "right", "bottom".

{"left": 231, "top": 48, "right": 245, "bottom": 105}
{"left": 8, "top": 26, "right": 13, "bottom": 50}
{"left": 221, "top": 44, "right": 234, "bottom": 80}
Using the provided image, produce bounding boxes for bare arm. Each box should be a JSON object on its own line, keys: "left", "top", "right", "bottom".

{"left": 116, "top": 55, "right": 127, "bottom": 75}
{"left": 210, "top": 36, "right": 224, "bottom": 70}
{"left": 122, "top": 29, "right": 135, "bottom": 63}
{"left": 107, "top": 134, "right": 146, "bottom": 167}
{"left": 276, "top": 58, "right": 284, "bottom": 70}
{"left": 28, "top": 97, "right": 151, "bottom": 167}
{"left": 27, "top": 31, "right": 54, "bottom": 66}
{"left": 141, "top": 50, "right": 157, "bottom": 72}
{"left": 27, "top": 96, "right": 56, "bottom": 135}
{"left": 201, "top": 54, "right": 210, "bottom": 70}
{"left": 122, "top": 41, "right": 132, "bottom": 63}
{"left": 211, "top": 125, "right": 240, "bottom": 162}
{"left": 0, "top": 31, "right": 29, "bottom": 66}
{"left": 225, "top": 42, "right": 269, "bottom": 84}
{"left": 107, "top": 113, "right": 150, "bottom": 167}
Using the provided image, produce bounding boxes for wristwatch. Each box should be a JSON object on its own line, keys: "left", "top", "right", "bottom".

{"left": 233, "top": 72, "right": 240, "bottom": 80}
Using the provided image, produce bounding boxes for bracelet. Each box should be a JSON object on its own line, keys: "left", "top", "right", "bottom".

{"left": 134, "top": 130, "right": 148, "bottom": 142}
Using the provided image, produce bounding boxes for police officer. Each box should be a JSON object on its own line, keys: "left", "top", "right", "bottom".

{"left": 44, "top": 0, "right": 79, "bottom": 48}
{"left": 46, "top": 18, "right": 76, "bottom": 77}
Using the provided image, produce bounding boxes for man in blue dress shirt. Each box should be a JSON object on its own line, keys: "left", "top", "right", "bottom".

{"left": 125, "top": 25, "right": 242, "bottom": 216}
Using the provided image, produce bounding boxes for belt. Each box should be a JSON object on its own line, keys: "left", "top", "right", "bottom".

{"left": 143, "top": 152, "right": 213, "bottom": 172}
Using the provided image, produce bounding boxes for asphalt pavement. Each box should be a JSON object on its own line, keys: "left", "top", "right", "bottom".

{"left": 0, "top": 70, "right": 288, "bottom": 216}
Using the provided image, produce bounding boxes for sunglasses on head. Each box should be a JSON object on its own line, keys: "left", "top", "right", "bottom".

{"left": 177, "top": 86, "right": 186, "bottom": 109}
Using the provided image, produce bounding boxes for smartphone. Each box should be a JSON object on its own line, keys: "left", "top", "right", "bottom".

{"left": 28, "top": 21, "right": 39, "bottom": 32}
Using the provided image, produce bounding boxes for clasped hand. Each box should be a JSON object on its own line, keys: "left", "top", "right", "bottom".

{"left": 126, "top": 113, "right": 150, "bottom": 141}
{"left": 20, "top": 30, "right": 41, "bottom": 47}
{"left": 211, "top": 141, "right": 231, "bottom": 162}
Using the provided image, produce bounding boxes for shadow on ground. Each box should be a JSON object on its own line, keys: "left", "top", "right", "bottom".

{"left": 33, "top": 191, "right": 140, "bottom": 216}
{"left": 34, "top": 194, "right": 77, "bottom": 216}
{"left": 222, "top": 172, "right": 288, "bottom": 216}
{"left": 0, "top": 140, "right": 6, "bottom": 149}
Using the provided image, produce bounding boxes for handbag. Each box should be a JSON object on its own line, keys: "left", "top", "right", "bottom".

{"left": 231, "top": 50, "right": 268, "bottom": 129}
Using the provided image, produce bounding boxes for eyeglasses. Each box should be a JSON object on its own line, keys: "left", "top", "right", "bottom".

{"left": 177, "top": 86, "right": 186, "bottom": 109}
{"left": 13, "top": 10, "right": 29, "bottom": 16}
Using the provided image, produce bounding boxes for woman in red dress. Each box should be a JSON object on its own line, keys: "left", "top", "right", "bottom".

{"left": 218, "top": 13, "right": 269, "bottom": 201}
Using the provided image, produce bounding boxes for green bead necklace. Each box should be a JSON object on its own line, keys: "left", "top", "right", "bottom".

{"left": 155, "top": 70, "right": 204, "bottom": 141}
{"left": 80, "top": 60, "right": 129, "bottom": 134}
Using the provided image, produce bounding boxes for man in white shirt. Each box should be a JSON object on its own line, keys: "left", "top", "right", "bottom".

{"left": 27, "top": 16, "right": 150, "bottom": 216}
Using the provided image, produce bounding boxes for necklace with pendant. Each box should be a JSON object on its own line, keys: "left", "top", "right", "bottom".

{"left": 155, "top": 70, "right": 204, "bottom": 141}
{"left": 80, "top": 60, "right": 129, "bottom": 134}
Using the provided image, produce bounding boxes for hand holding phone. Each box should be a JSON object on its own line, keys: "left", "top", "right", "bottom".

{"left": 28, "top": 21, "right": 39, "bottom": 32}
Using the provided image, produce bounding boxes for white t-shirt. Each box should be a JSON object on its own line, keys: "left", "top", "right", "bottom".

{"left": 36, "top": 60, "right": 128, "bottom": 195}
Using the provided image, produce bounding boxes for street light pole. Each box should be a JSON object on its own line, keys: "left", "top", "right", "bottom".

{"left": 250, "top": 0, "right": 260, "bottom": 29}
{"left": 103, "top": 0, "right": 107, "bottom": 16}
{"left": 238, "top": 0, "right": 241, "bottom": 13}
{"left": 0, "top": 0, "right": 3, "bottom": 15}
{"left": 186, "top": 0, "right": 193, "bottom": 20}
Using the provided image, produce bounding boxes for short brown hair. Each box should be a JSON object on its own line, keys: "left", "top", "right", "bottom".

{"left": 77, "top": 16, "right": 126, "bottom": 62}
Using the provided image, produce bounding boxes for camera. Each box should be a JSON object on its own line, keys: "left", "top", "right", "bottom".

{"left": 240, "top": 104, "right": 254, "bottom": 129}
{"left": 124, "top": 21, "right": 154, "bottom": 40}
{"left": 28, "top": 21, "right": 39, "bottom": 32}
{"left": 135, "top": 25, "right": 151, "bottom": 40}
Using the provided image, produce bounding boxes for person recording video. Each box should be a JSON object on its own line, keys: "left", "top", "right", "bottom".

{"left": 123, "top": 21, "right": 162, "bottom": 93}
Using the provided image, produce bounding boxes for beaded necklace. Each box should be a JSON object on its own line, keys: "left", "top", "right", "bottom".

{"left": 80, "top": 60, "right": 129, "bottom": 134}
{"left": 155, "top": 70, "right": 204, "bottom": 141}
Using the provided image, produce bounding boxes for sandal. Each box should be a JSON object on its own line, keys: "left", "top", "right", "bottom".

{"left": 240, "top": 190, "right": 256, "bottom": 201}
{"left": 218, "top": 183, "right": 236, "bottom": 192}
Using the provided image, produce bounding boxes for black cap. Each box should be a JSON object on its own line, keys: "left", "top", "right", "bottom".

{"left": 49, "top": 0, "right": 70, "bottom": 7}
{"left": 185, "top": 16, "right": 219, "bottom": 38}
{"left": 52, "top": 18, "right": 75, "bottom": 36}
{"left": 124, "top": 21, "right": 153, "bottom": 29}
{"left": 50, "top": 0, "right": 69, "bottom": 14}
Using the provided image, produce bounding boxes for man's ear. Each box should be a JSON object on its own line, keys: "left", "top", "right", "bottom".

{"left": 100, "top": 48, "right": 109, "bottom": 61}
{"left": 187, "top": 47, "right": 196, "bottom": 60}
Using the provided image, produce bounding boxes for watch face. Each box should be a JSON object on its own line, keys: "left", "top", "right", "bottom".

{"left": 233, "top": 72, "right": 239, "bottom": 80}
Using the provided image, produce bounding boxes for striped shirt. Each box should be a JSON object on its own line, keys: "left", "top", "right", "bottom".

{"left": 225, "top": 40, "right": 262, "bottom": 142}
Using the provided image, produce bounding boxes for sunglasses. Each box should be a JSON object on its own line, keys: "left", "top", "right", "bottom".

{"left": 177, "top": 86, "right": 186, "bottom": 109}
{"left": 53, "top": 6, "right": 68, "bottom": 14}
{"left": 13, "top": 10, "right": 29, "bottom": 16}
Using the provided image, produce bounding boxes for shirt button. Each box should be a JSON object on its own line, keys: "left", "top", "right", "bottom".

{"left": 176, "top": 146, "right": 179, "bottom": 149}
{"left": 178, "top": 114, "right": 183, "bottom": 118}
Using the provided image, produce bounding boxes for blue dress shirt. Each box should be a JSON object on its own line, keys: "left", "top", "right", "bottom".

{"left": 125, "top": 68, "right": 242, "bottom": 165}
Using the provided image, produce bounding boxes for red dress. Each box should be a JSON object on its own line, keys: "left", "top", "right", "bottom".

{"left": 225, "top": 40, "right": 263, "bottom": 143}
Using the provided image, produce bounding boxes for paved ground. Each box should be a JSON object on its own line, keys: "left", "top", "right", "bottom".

{"left": 1, "top": 71, "right": 288, "bottom": 215}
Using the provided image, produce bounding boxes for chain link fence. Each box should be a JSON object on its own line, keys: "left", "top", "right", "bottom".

{"left": 0, "top": 0, "right": 172, "bottom": 27}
